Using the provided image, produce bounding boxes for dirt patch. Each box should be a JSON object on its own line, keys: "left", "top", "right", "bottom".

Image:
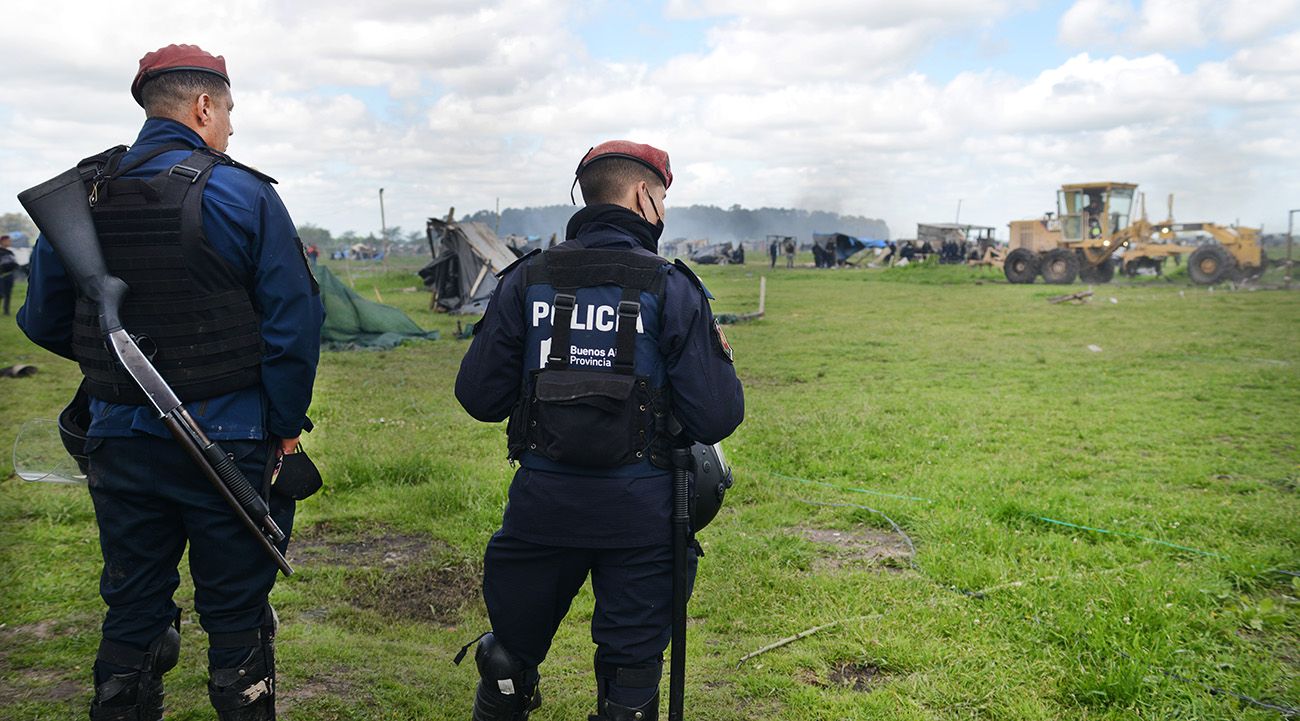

{"left": 800, "top": 661, "right": 893, "bottom": 693}
{"left": 280, "top": 675, "right": 372, "bottom": 710}
{"left": 799, "top": 525, "right": 913, "bottom": 572}
{"left": 0, "top": 619, "right": 63, "bottom": 641}
{"left": 0, "top": 669, "right": 84, "bottom": 706}
{"left": 349, "top": 563, "right": 481, "bottom": 625}
{"left": 288, "top": 523, "right": 449, "bottom": 569}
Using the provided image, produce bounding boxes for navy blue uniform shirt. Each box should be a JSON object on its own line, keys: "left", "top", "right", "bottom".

{"left": 456, "top": 218, "right": 744, "bottom": 547}
{"left": 19, "top": 118, "right": 323, "bottom": 441}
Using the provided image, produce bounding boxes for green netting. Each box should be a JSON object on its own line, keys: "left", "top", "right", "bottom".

{"left": 316, "top": 265, "right": 439, "bottom": 350}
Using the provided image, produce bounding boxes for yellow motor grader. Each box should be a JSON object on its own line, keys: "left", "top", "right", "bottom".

{"left": 1002, "top": 182, "right": 1266, "bottom": 285}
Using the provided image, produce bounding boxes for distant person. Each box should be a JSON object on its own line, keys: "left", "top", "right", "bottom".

{"left": 1084, "top": 193, "right": 1104, "bottom": 239}
{"left": 784, "top": 238, "right": 795, "bottom": 268}
{"left": 900, "top": 241, "right": 916, "bottom": 262}
{"left": 881, "top": 241, "right": 896, "bottom": 266}
{"left": 769, "top": 238, "right": 778, "bottom": 268}
{"left": 0, "top": 234, "right": 16, "bottom": 315}
{"left": 306, "top": 243, "right": 320, "bottom": 265}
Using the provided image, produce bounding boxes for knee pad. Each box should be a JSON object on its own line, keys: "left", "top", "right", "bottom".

{"left": 91, "top": 616, "right": 181, "bottom": 721}
{"left": 472, "top": 632, "right": 541, "bottom": 721}
{"left": 207, "top": 604, "right": 277, "bottom": 721}
{"left": 593, "top": 657, "right": 662, "bottom": 720}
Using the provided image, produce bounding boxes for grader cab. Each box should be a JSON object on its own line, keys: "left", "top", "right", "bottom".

{"left": 1002, "top": 181, "right": 1265, "bottom": 285}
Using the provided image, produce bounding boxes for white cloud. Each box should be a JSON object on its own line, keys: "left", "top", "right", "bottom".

{"left": 1059, "top": 0, "right": 1136, "bottom": 48}
{"left": 0, "top": 1, "right": 1296, "bottom": 241}
{"left": 1060, "top": 0, "right": 1300, "bottom": 50}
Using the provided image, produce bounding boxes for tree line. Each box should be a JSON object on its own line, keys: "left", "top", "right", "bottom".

{"left": 460, "top": 204, "right": 890, "bottom": 244}
{"left": 3, "top": 202, "right": 891, "bottom": 254}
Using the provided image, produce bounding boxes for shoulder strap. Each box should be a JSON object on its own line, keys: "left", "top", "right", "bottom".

{"left": 171, "top": 150, "right": 253, "bottom": 289}
{"left": 163, "top": 148, "right": 225, "bottom": 187}
{"left": 109, "top": 142, "right": 195, "bottom": 180}
{"left": 545, "top": 286, "right": 641, "bottom": 375}
{"left": 612, "top": 287, "right": 640, "bottom": 374}
{"left": 496, "top": 248, "right": 540, "bottom": 279}
{"left": 546, "top": 291, "right": 576, "bottom": 370}
{"left": 78, "top": 146, "right": 129, "bottom": 207}
{"left": 672, "top": 259, "right": 713, "bottom": 300}
{"left": 77, "top": 145, "right": 129, "bottom": 180}
{"left": 214, "top": 152, "right": 278, "bottom": 184}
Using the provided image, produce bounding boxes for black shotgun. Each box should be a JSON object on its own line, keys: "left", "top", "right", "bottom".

{"left": 19, "top": 167, "right": 293, "bottom": 576}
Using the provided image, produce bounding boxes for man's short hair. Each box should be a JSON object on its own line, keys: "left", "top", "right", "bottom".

{"left": 578, "top": 158, "right": 664, "bottom": 206}
{"left": 140, "top": 70, "right": 230, "bottom": 117}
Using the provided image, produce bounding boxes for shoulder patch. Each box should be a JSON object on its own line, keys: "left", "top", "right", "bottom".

{"left": 496, "top": 248, "right": 540, "bottom": 278}
{"left": 713, "top": 319, "right": 734, "bottom": 363}
{"left": 672, "top": 259, "right": 714, "bottom": 300}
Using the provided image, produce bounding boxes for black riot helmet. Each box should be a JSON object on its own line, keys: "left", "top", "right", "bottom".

{"left": 688, "top": 442, "right": 734, "bottom": 532}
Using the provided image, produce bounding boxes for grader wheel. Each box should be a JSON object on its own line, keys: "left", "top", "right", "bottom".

{"left": 1040, "top": 248, "right": 1079, "bottom": 284}
{"left": 1003, "top": 248, "right": 1039, "bottom": 284}
{"left": 1079, "top": 258, "right": 1115, "bottom": 283}
{"left": 1188, "top": 245, "right": 1235, "bottom": 285}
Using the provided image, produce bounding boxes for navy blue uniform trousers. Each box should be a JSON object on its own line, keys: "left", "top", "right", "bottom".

{"left": 482, "top": 532, "right": 697, "bottom": 683}
{"left": 86, "top": 435, "right": 294, "bottom": 670}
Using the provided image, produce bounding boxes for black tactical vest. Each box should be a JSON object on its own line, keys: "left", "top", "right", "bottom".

{"left": 506, "top": 244, "right": 677, "bottom": 472}
{"left": 70, "top": 144, "right": 263, "bottom": 404}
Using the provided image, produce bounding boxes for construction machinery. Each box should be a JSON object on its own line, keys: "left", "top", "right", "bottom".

{"left": 1127, "top": 222, "right": 1266, "bottom": 284}
{"left": 1001, "top": 181, "right": 1266, "bottom": 285}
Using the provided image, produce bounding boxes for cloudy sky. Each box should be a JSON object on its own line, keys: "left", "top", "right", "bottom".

{"left": 1, "top": 0, "right": 1297, "bottom": 240}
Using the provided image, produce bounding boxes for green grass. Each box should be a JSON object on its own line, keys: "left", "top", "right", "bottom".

{"left": 1, "top": 257, "right": 1297, "bottom": 720}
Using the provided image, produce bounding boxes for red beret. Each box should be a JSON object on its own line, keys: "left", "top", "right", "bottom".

{"left": 576, "top": 140, "right": 672, "bottom": 189}
{"left": 131, "top": 44, "right": 229, "bottom": 107}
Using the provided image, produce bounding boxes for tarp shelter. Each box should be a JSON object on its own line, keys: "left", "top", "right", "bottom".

{"left": 317, "top": 265, "right": 439, "bottom": 350}
{"left": 812, "top": 232, "right": 885, "bottom": 264}
{"left": 420, "top": 218, "right": 522, "bottom": 314}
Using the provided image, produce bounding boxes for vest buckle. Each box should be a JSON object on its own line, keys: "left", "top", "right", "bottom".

{"left": 617, "top": 300, "right": 640, "bottom": 319}
{"left": 553, "top": 293, "right": 576, "bottom": 312}
{"left": 168, "top": 164, "right": 203, "bottom": 183}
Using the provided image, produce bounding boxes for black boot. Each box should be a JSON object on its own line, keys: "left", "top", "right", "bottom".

{"left": 90, "top": 621, "right": 181, "bottom": 721}
{"left": 208, "top": 609, "right": 277, "bottom": 721}
{"left": 590, "top": 695, "right": 659, "bottom": 721}
{"left": 589, "top": 656, "right": 661, "bottom": 721}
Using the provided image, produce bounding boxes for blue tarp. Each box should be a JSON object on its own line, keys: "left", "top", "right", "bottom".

{"left": 813, "top": 232, "right": 886, "bottom": 263}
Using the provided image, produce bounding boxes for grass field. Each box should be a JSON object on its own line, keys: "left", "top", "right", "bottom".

{"left": 1, "top": 256, "right": 1297, "bottom": 720}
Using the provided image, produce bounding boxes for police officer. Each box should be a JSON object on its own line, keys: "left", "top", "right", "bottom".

{"left": 18, "top": 44, "right": 322, "bottom": 721}
{"left": 455, "top": 140, "right": 744, "bottom": 721}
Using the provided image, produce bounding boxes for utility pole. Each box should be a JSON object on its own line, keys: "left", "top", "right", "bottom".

{"left": 1287, "top": 209, "right": 1297, "bottom": 290}
{"left": 378, "top": 188, "right": 387, "bottom": 269}
{"left": 955, "top": 198, "right": 963, "bottom": 224}
{"left": 496, "top": 197, "right": 501, "bottom": 238}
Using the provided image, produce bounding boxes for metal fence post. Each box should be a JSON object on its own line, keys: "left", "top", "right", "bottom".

{"left": 1288, "top": 209, "right": 1297, "bottom": 290}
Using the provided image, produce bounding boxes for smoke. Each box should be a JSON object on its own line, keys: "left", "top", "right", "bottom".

{"left": 462, "top": 204, "right": 890, "bottom": 243}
